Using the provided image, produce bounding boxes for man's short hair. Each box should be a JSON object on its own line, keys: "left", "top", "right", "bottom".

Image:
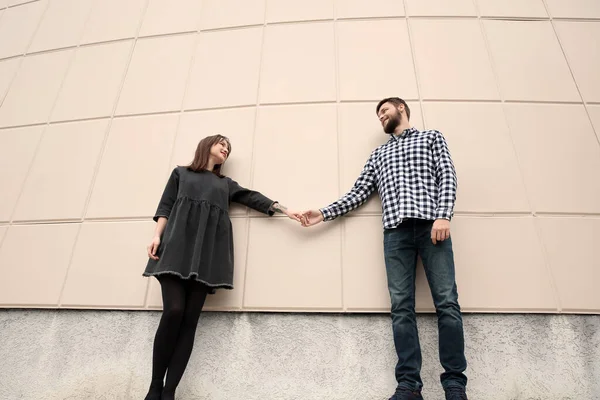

{"left": 376, "top": 97, "right": 411, "bottom": 121}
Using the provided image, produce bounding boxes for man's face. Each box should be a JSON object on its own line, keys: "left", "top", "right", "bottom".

{"left": 377, "top": 102, "right": 402, "bottom": 134}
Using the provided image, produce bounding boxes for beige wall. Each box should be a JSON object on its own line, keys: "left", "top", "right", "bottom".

{"left": 0, "top": 0, "right": 599, "bottom": 313}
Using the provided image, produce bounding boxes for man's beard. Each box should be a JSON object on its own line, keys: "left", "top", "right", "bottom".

{"left": 383, "top": 113, "right": 401, "bottom": 134}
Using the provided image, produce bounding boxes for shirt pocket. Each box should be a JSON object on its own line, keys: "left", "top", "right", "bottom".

{"left": 404, "top": 138, "right": 433, "bottom": 174}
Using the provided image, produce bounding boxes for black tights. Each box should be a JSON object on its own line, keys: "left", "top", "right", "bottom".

{"left": 145, "top": 275, "right": 208, "bottom": 400}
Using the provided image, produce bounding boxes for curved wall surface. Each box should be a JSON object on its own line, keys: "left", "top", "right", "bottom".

{"left": 0, "top": 0, "right": 599, "bottom": 313}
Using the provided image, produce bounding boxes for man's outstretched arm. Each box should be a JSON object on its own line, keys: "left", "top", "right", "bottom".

{"left": 302, "top": 155, "right": 377, "bottom": 227}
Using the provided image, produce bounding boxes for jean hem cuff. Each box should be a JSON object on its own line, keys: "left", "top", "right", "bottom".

{"left": 396, "top": 384, "right": 422, "bottom": 392}
{"left": 442, "top": 383, "right": 466, "bottom": 390}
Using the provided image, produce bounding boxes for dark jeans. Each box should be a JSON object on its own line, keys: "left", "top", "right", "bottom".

{"left": 383, "top": 219, "right": 467, "bottom": 392}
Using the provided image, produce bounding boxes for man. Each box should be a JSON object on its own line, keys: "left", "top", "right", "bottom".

{"left": 301, "top": 98, "right": 468, "bottom": 400}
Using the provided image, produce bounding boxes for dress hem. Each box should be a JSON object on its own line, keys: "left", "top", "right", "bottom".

{"left": 142, "top": 271, "right": 233, "bottom": 290}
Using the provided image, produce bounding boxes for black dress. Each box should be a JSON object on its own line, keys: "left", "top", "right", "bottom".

{"left": 143, "top": 167, "right": 275, "bottom": 293}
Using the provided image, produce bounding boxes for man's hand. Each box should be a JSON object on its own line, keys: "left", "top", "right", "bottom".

{"left": 431, "top": 219, "right": 450, "bottom": 245}
{"left": 300, "top": 210, "right": 324, "bottom": 227}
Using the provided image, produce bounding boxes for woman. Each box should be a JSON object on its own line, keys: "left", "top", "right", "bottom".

{"left": 143, "top": 134, "right": 301, "bottom": 400}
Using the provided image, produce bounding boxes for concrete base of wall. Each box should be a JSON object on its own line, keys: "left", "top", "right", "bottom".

{"left": 1, "top": 310, "right": 598, "bottom": 400}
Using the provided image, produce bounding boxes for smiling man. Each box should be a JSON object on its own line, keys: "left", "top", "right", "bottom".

{"left": 301, "top": 97, "right": 468, "bottom": 400}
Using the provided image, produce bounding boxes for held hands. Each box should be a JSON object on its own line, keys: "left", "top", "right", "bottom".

{"left": 299, "top": 209, "right": 324, "bottom": 227}
{"left": 270, "top": 202, "right": 303, "bottom": 223}
{"left": 274, "top": 203, "right": 323, "bottom": 227}
{"left": 283, "top": 208, "right": 304, "bottom": 223}
{"left": 431, "top": 218, "right": 450, "bottom": 244}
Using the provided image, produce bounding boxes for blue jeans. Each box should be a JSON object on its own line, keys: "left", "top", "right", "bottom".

{"left": 383, "top": 219, "right": 467, "bottom": 392}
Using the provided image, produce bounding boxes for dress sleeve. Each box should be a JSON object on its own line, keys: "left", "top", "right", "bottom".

{"left": 153, "top": 168, "right": 180, "bottom": 222}
{"left": 227, "top": 178, "right": 275, "bottom": 216}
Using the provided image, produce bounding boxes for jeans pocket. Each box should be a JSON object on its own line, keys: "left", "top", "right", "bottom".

{"left": 383, "top": 232, "right": 397, "bottom": 250}
{"left": 383, "top": 227, "right": 409, "bottom": 246}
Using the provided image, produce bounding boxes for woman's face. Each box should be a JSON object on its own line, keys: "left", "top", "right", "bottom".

{"left": 210, "top": 139, "right": 230, "bottom": 165}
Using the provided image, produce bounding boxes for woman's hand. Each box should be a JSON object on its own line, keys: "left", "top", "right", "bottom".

{"left": 270, "top": 202, "right": 303, "bottom": 223}
{"left": 284, "top": 209, "right": 304, "bottom": 223}
{"left": 147, "top": 236, "right": 160, "bottom": 260}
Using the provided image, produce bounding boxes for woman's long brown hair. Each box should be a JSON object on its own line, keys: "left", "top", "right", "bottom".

{"left": 187, "top": 134, "right": 231, "bottom": 178}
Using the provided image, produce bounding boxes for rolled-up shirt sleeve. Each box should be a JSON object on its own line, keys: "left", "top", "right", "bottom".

{"left": 432, "top": 131, "right": 457, "bottom": 220}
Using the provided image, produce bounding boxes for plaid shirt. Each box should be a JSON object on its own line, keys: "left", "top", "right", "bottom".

{"left": 320, "top": 127, "right": 457, "bottom": 229}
